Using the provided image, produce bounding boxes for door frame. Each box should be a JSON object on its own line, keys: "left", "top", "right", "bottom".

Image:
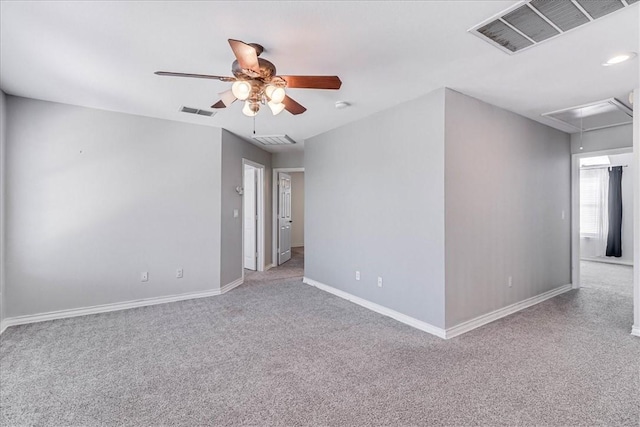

{"left": 633, "top": 87, "right": 639, "bottom": 337}
{"left": 242, "top": 159, "right": 265, "bottom": 280}
{"left": 571, "top": 146, "right": 637, "bottom": 336}
{"left": 272, "top": 167, "right": 304, "bottom": 268}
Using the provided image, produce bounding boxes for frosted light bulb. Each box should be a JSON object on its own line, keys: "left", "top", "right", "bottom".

{"left": 268, "top": 100, "right": 285, "bottom": 115}
{"left": 242, "top": 101, "right": 258, "bottom": 117}
{"left": 232, "top": 81, "right": 252, "bottom": 100}
{"left": 265, "top": 85, "right": 285, "bottom": 104}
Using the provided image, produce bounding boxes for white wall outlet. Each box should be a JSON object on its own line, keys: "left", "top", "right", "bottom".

{"left": 233, "top": 209, "right": 239, "bottom": 218}
{"left": 177, "top": 268, "right": 184, "bottom": 279}
{"left": 508, "top": 276, "right": 513, "bottom": 287}
{"left": 355, "top": 271, "right": 360, "bottom": 281}
{"left": 561, "top": 210, "right": 565, "bottom": 220}
{"left": 141, "top": 272, "right": 149, "bottom": 282}
{"left": 377, "top": 277, "right": 383, "bottom": 288}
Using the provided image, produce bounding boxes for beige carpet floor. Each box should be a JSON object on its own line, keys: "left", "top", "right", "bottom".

{"left": 1, "top": 254, "right": 638, "bottom": 426}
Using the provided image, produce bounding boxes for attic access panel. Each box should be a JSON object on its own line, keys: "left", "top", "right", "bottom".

{"left": 470, "top": 0, "right": 637, "bottom": 54}
{"left": 252, "top": 135, "right": 297, "bottom": 145}
{"left": 542, "top": 98, "right": 633, "bottom": 132}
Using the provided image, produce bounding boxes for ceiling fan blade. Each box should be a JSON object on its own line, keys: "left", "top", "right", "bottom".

{"left": 228, "top": 39, "right": 260, "bottom": 73}
{"left": 155, "top": 71, "right": 235, "bottom": 82}
{"left": 282, "top": 95, "right": 307, "bottom": 115}
{"left": 212, "top": 90, "right": 237, "bottom": 108}
{"left": 280, "top": 75, "right": 342, "bottom": 90}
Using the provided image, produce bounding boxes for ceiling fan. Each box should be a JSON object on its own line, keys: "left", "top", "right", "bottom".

{"left": 155, "top": 39, "right": 342, "bottom": 117}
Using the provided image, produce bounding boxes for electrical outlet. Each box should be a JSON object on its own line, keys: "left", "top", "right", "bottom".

{"left": 141, "top": 272, "right": 149, "bottom": 282}
{"left": 355, "top": 271, "right": 360, "bottom": 281}
{"left": 177, "top": 268, "right": 184, "bottom": 279}
{"left": 377, "top": 277, "right": 383, "bottom": 288}
{"left": 508, "top": 276, "right": 513, "bottom": 287}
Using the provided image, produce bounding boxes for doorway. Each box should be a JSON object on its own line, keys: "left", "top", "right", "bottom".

{"left": 242, "top": 160, "right": 265, "bottom": 275}
{"left": 571, "top": 148, "right": 634, "bottom": 316}
{"left": 272, "top": 168, "right": 304, "bottom": 268}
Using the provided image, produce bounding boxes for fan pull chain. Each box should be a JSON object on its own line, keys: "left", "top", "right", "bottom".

{"left": 253, "top": 114, "right": 256, "bottom": 135}
{"left": 579, "top": 107, "right": 584, "bottom": 151}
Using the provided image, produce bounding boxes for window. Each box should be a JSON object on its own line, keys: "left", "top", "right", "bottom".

{"left": 580, "top": 169, "right": 598, "bottom": 235}
{"left": 579, "top": 168, "right": 607, "bottom": 237}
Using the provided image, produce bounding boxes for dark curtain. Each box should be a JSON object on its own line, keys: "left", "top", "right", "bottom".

{"left": 606, "top": 166, "right": 623, "bottom": 257}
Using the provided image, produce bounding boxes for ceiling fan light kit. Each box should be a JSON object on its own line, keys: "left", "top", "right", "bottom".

{"left": 155, "top": 39, "right": 342, "bottom": 118}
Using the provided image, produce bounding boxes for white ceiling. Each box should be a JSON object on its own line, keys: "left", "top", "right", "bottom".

{"left": 1, "top": 1, "right": 638, "bottom": 153}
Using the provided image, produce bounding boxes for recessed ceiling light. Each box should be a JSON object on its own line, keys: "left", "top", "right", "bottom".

{"left": 602, "top": 52, "right": 637, "bottom": 66}
{"left": 335, "top": 101, "right": 350, "bottom": 109}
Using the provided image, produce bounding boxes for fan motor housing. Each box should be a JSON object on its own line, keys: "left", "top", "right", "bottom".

{"left": 232, "top": 58, "right": 276, "bottom": 80}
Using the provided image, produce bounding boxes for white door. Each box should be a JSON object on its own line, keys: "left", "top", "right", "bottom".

{"left": 243, "top": 166, "right": 257, "bottom": 270}
{"left": 278, "top": 172, "right": 292, "bottom": 265}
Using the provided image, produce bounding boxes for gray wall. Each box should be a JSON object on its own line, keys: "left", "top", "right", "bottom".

{"left": 570, "top": 124, "right": 632, "bottom": 153}
{"left": 272, "top": 151, "right": 304, "bottom": 169}
{"left": 0, "top": 91, "right": 6, "bottom": 323}
{"left": 306, "top": 88, "right": 446, "bottom": 328}
{"left": 220, "top": 130, "right": 272, "bottom": 286}
{"left": 290, "top": 172, "right": 305, "bottom": 247}
{"left": 5, "top": 97, "right": 223, "bottom": 317}
{"left": 444, "top": 89, "right": 571, "bottom": 328}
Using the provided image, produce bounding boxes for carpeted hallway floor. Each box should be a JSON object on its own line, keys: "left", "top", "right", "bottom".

{"left": 1, "top": 255, "right": 638, "bottom": 426}
{"left": 244, "top": 246, "right": 304, "bottom": 285}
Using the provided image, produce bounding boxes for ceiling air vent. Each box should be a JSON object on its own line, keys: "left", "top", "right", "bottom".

{"left": 252, "top": 135, "right": 297, "bottom": 146}
{"left": 470, "top": 0, "right": 637, "bottom": 54}
{"left": 179, "top": 106, "right": 216, "bottom": 117}
{"left": 542, "top": 98, "right": 633, "bottom": 132}
{"left": 575, "top": 0, "right": 624, "bottom": 20}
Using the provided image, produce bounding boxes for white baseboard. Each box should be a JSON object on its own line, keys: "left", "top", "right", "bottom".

{"left": 632, "top": 326, "right": 640, "bottom": 338}
{"left": 264, "top": 264, "right": 274, "bottom": 271}
{"left": 303, "top": 277, "right": 572, "bottom": 340}
{"left": 444, "top": 284, "right": 573, "bottom": 338}
{"left": 221, "top": 278, "right": 243, "bottom": 294}
{"left": 303, "top": 277, "right": 447, "bottom": 339}
{"left": 0, "top": 279, "right": 245, "bottom": 334}
{"left": 581, "top": 257, "right": 633, "bottom": 266}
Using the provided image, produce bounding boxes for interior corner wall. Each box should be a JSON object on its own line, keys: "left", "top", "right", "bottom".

{"left": 444, "top": 89, "right": 571, "bottom": 328}
{"left": 272, "top": 151, "right": 304, "bottom": 169}
{"left": 289, "top": 172, "right": 305, "bottom": 248}
{"left": 570, "top": 124, "right": 633, "bottom": 153}
{"left": 220, "top": 130, "right": 272, "bottom": 286}
{"left": 0, "top": 90, "right": 6, "bottom": 324}
{"left": 5, "top": 97, "right": 223, "bottom": 318}
{"left": 305, "top": 88, "right": 446, "bottom": 328}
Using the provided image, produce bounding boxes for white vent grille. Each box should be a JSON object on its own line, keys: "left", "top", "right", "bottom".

{"left": 471, "top": 0, "right": 636, "bottom": 54}
{"left": 179, "top": 106, "right": 215, "bottom": 117}
{"left": 252, "top": 135, "right": 297, "bottom": 145}
{"left": 542, "top": 98, "right": 633, "bottom": 132}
